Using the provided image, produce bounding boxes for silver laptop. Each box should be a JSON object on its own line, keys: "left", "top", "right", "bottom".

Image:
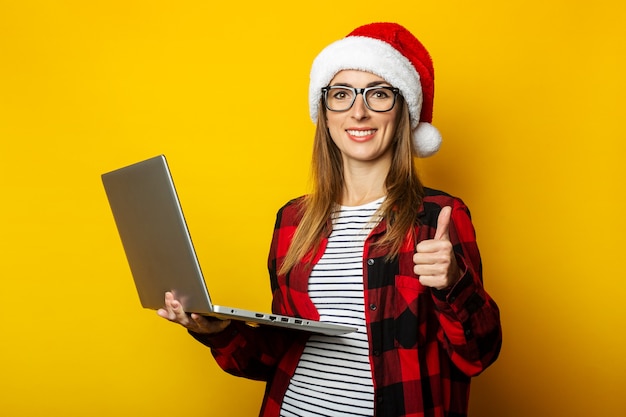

{"left": 101, "top": 155, "right": 355, "bottom": 336}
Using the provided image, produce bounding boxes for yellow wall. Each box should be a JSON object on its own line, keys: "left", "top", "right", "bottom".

{"left": 1, "top": 1, "right": 624, "bottom": 416}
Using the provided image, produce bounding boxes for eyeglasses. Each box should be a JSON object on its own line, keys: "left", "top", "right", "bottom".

{"left": 322, "top": 85, "right": 400, "bottom": 112}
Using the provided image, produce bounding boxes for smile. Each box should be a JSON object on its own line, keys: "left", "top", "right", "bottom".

{"left": 346, "top": 129, "right": 377, "bottom": 137}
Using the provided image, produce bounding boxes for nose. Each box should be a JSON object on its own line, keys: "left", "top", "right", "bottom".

{"left": 350, "top": 93, "right": 369, "bottom": 120}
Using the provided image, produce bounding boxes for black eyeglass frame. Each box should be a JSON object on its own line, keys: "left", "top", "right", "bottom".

{"left": 321, "top": 86, "right": 401, "bottom": 113}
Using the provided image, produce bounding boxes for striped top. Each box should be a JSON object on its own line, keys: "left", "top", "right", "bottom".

{"left": 279, "top": 197, "right": 384, "bottom": 417}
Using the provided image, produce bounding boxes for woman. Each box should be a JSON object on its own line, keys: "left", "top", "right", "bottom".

{"left": 159, "top": 22, "right": 502, "bottom": 417}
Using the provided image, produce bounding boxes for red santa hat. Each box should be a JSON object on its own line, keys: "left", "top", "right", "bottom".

{"left": 309, "top": 22, "right": 441, "bottom": 157}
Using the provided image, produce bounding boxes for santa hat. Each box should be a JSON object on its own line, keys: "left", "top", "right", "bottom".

{"left": 309, "top": 22, "right": 441, "bottom": 157}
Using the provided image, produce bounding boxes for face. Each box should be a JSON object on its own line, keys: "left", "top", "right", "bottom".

{"left": 325, "top": 70, "right": 400, "bottom": 168}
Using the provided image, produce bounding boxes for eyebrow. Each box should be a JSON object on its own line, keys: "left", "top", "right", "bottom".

{"left": 329, "top": 81, "right": 392, "bottom": 88}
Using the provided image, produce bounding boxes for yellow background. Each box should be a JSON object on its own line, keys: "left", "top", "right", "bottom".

{"left": 1, "top": 1, "right": 624, "bottom": 416}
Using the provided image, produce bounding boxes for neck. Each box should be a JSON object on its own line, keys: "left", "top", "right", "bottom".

{"left": 340, "top": 159, "right": 390, "bottom": 207}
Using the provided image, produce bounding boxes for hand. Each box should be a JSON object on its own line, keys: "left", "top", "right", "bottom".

{"left": 157, "top": 292, "right": 231, "bottom": 334}
{"left": 413, "top": 206, "right": 461, "bottom": 290}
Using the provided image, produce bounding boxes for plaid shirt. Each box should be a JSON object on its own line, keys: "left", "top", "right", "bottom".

{"left": 193, "top": 187, "right": 502, "bottom": 417}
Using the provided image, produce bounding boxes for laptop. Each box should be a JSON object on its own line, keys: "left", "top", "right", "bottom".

{"left": 101, "top": 155, "right": 356, "bottom": 336}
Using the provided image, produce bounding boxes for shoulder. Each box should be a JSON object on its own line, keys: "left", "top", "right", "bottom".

{"left": 273, "top": 195, "right": 307, "bottom": 228}
{"left": 422, "top": 186, "right": 467, "bottom": 209}
{"left": 419, "top": 187, "right": 472, "bottom": 225}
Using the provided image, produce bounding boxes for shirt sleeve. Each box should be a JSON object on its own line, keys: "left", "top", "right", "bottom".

{"left": 189, "top": 322, "right": 303, "bottom": 381}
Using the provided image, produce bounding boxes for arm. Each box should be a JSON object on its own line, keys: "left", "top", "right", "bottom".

{"left": 190, "top": 320, "right": 303, "bottom": 381}
{"left": 414, "top": 199, "right": 502, "bottom": 376}
{"left": 158, "top": 291, "right": 300, "bottom": 381}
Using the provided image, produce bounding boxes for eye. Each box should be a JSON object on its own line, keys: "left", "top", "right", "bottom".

{"left": 369, "top": 88, "right": 391, "bottom": 99}
{"left": 330, "top": 88, "right": 353, "bottom": 101}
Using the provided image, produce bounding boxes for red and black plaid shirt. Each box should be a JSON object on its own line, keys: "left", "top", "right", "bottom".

{"left": 193, "top": 187, "right": 502, "bottom": 417}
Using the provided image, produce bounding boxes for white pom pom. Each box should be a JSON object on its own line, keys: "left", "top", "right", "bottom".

{"left": 413, "top": 123, "right": 442, "bottom": 157}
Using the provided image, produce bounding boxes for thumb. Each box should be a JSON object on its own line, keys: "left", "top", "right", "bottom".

{"left": 434, "top": 206, "right": 452, "bottom": 241}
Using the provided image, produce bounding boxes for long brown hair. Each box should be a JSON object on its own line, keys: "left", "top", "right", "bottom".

{"left": 279, "top": 97, "right": 424, "bottom": 275}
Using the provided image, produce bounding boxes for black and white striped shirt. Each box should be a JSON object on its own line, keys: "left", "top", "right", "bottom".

{"left": 280, "top": 197, "right": 384, "bottom": 417}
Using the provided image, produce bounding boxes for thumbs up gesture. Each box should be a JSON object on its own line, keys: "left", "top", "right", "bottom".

{"left": 413, "top": 206, "right": 461, "bottom": 290}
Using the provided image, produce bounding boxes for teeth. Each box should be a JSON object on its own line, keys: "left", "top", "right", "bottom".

{"left": 347, "top": 130, "right": 375, "bottom": 137}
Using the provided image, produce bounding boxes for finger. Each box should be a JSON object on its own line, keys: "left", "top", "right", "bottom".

{"left": 434, "top": 206, "right": 452, "bottom": 241}
{"left": 157, "top": 302, "right": 183, "bottom": 322}
{"left": 169, "top": 299, "right": 188, "bottom": 322}
{"left": 415, "top": 239, "right": 451, "bottom": 255}
{"left": 414, "top": 264, "right": 437, "bottom": 276}
{"left": 413, "top": 252, "right": 448, "bottom": 268}
{"left": 157, "top": 292, "right": 175, "bottom": 319}
{"left": 158, "top": 292, "right": 188, "bottom": 324}
{"left": 417, "top": 274, "right": 450, "bottom": 290}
